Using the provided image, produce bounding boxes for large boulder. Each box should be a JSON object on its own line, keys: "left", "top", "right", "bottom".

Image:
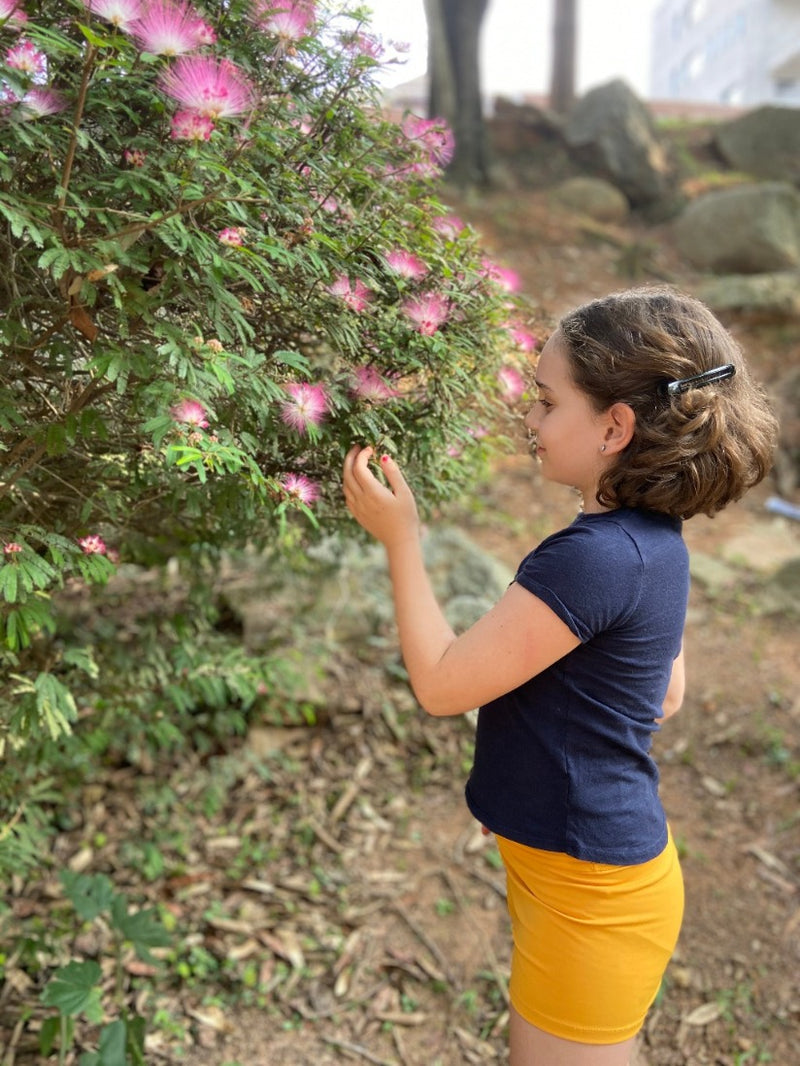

{"left": 713, "top": 106, "right": 800, "bottom": 183}
{"left": 673, "top": 182, "right": 800, "bottom": 273}
{"left": 549, "top": 176, "right": 630, "bottom": 223}
{"left": 692, "top": 272, "right": 800, "bottom": 316}
{"left": 564, "top": 79, "right": 671, "bottom": 206}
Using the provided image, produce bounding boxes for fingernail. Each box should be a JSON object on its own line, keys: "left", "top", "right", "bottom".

{"left": 380, "top": 455, "right": 389, "bottom": 464}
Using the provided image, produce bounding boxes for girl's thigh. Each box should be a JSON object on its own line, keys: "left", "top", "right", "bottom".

{"left": 509, "top": 1007, "right": 636, "bottom": 1066}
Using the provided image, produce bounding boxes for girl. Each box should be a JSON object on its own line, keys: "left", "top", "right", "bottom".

{"left": 342, "top": 287, "right": 778, "bottom": 1066}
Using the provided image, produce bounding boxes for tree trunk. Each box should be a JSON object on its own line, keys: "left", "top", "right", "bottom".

{"left": 424, "top": 0, "right": 491, "bottom": 187}
{"left": 550, "top": 0, "right": 577, "bottom": 115}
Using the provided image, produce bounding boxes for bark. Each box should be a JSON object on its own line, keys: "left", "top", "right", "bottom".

{"left": 549, "top": 0, "right": 577, "bottom": 114}
{"left": 424, "top": 0, "right": 491, "bottom": 187}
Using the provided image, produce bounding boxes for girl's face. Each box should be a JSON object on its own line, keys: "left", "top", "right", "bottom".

{"left": 524, "top": 330, "right": 612, "bottom": 510}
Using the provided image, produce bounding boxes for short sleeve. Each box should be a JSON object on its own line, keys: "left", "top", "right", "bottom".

{"left": 514, "top": 521, "right": 644, "bottom": 642}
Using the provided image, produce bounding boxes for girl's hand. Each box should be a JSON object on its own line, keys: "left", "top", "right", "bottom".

{"left": 342, "top": 445, "right": 420, "bottom": 549}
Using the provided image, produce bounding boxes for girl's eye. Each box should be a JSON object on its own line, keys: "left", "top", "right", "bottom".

{"left": 538, "top": 397, "right": 553, "bottom": 410}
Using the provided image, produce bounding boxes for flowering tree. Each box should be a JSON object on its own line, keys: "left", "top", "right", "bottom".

{"left": 0, "top": 0, "right": 535, "bottom": 768}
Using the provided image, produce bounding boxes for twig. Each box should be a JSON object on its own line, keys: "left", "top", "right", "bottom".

{"left": 321, "top": 1036, "right": 397, "bottom": 1066}
{"left": 390, "top": 902, "right": 454, "bottom": 983}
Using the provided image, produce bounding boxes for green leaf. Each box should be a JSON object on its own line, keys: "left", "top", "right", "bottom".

{"left": 0, "top": 563, "right": 19, "bottom": 604}
{"left": 110, "top": 897, "right": 170, "bottom": 962}
{"left": 41, "top": 961, "right": 103, "bottom": 1020}
{"left": 96, "top": 1019, "right": 127, "bottom": 1066}
{"left": 61, "top": 870, "right": 115, "bottom": 921}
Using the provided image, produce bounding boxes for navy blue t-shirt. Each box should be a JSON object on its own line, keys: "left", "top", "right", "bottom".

{"left": 465, "top": 507, "right": 689, "bottom": 865}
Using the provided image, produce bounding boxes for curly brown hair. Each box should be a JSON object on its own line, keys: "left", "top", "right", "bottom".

{"left": 558, "top": 287, "right": 779, "bottom": 518}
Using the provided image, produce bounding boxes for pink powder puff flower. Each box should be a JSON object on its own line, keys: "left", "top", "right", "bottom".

{"left": 78, "top": 534, "right": 107, "bottom": 555}
{"left": 385, "top": 249, "right": 428, "bottom": 280}
{"left": 280, "top": 473, "right": 320, "bottom": 505}
{"left": 481, "top": 257, "right": 521, "bottom": 293}
{"left": 190, "top": 17, "right": 216, "bottom": 45}
{"left": 402, "top": 291, "right": 450, "bottom": 335}
{"left": 159, "top": 55, "right": 254, "bottom": 118}
{"left": 0, "top": 0, "right": 26, "bottom": 25}
{"left": 402, "top": 114, "right": 455, "bottom": 168}
{"left": 5, "top": 38, "right": 46, "bottom": 76}
{"left": 170, "top": 398, "right": 210, "bottom": 427}
{"left": 280, "top": 382, "right": 328, "bottom": 435}
{"left": 327, "top": 274, "right": 373, "bottom": 313}
{"left": 432, "top": 214, "right": 465, "bottom": 240}
{"left": 3, "top": 541, "right": 22, "bottom": 554}
{"left": 130, "top": 0, "right": 205, "bottom": 55}
{"left": 497, "top": 365, "right": 527, "bottom": 404}
{"left": 170, "top": 109, "right": 215, "bottom": 140}
{"left": 85, "top": 0, "right": 144, "bottom": 31}
{"left": 351, "top": 366, "right": 398, "bottom": 403}
{"left": 254, "top": 0, "right": 316, "bottom": 40}
{"left": 218, "top": 226, "right": 244, "bottom": 246}
{"left": 19, "top": 88, "right": 67, "bottom": 118}
{"left": 507, "top": 323, "right": 538, "bottom": 353}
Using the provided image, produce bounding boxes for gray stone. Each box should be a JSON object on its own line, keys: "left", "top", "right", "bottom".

{"left": 549, "top": 176, "right": 630, "bottom": 223}
{"left": 692, "top": 272, "right": 800, "bottom": 316}
{"left": 564, "top": 79, "right": 671, "bottom": 206}
{"left": 713, "top": 106, "right": 800, "bottom": 183}
{"left": 673, "top": 182, "right": 800, "bottom": 274}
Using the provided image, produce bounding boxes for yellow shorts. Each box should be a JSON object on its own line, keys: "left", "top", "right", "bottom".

{"left": 497, "top": 830, "right": 684, "bottom": 1044}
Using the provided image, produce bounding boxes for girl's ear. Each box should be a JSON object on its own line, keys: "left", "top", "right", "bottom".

{"left": 603, "top": 402, "right": 636, "bottom": 453}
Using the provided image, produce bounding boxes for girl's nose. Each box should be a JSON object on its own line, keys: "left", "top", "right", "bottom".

{"left": 524, "top": 407, "right": 538, "bottom": 433}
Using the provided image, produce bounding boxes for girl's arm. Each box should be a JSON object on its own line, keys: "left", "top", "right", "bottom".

{"left": 661, "top": 644, "right": 685, "bottom": 720}
{"left": 342, "top": 446, "right": 580, "bottom": 717}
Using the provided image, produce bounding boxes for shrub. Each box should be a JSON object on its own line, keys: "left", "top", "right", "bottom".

{"left": 0, "top": 0, "right": 534, "bottom": 863}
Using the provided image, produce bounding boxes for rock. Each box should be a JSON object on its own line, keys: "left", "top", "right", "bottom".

{"left": 691, "top": 272, "right": 800, "bottom": 316}
{"left": 549, "top": 176, "right": 630, "bottom": 223}
{"left": 673, "top": 182, "right": 800, "bottom": 273}
{"left": 713, "top": 105, "right": 800, "bottom": 183}
{"left": 564, "top": 79, "right": 671, "bottom": 206}
{"left": 771, "top": 365, "right": 800, "bottom": 495}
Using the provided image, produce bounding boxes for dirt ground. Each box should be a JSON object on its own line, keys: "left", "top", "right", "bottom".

{"left": 180, "top": 191, "right": 799, "bottom": 1064}
{"left": 2, "top": 187, "right": 799, "bottom": 1066}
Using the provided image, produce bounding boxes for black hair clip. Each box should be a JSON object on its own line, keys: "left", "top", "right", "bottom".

{"left": 662, "top": 363, "right": 736, "bottom": 397}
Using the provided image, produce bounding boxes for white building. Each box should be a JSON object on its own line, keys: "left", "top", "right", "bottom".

{"left": 650, "top": 0, "right": 800, "bottom": 107}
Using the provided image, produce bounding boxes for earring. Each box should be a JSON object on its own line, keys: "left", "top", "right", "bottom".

{"left": 600, "top": 444, "right": 606, "bottom": 452}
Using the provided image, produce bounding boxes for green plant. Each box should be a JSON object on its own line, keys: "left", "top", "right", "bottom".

{"left": 0, "top": 0, "right": 535, "bottom": 882}
{"left": 39, "top": 870, "right": 170, "bottom": 1064}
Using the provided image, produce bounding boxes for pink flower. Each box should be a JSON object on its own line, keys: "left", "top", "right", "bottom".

{"left": 402, "top": 115, "right": 455, "bottom": 167}
{"left": 2, "top": 542, "right": 22, "bottom": 554}
{"left": 159, "top": 55, "right": 254, "bottom": 118}
{"left": 5, "top": 38, "right": 46, "bottom": 76}
{"left": 19, "top": 88, "right": 67, "bottom": 119}
{"left": 481, "top": 258, "right": 521, "bottom": 293}
{"left": 385, "top": 249, "right": 428, "bottom": 280}
{"left": 171, "top": 398, "right": 209, "bottom": 427}
{"left": 85, "top": 0, "right": 144, "bottom": 31}
{"left": 0, "top": 0, "right": 26, "bottom": 25}
{"left": 130, "top": 0, "right": 204, "bottom": 55}
{"left": 78, "top": 535, "right": 107, "bottom": 555}
{"left": 280, "top": 473, "right": 320, "bottom": 505}
{"left": 351, "top": 366, "right": 398, "bottom": 403}
{"left": 280, "top": 382, "right": 328, "bottom": 434}
{"left": 327, "top": 274, "right": 373, "bottom": 313}
{"left": 506, "top": 323, "right": 538, "bottom": 353}
{"left": 123, "top": 147, "right": 147, "bottom": 166}
{"left": 170, "top": 109, "right": 215, "bottom": 140}
{"left": 190, "top": 18, "right": 216, "bottom": 45}
{"left": 254, "top": 0, "right": 316, "bottom": 40}
{"left": 402, "top": 292, "right": 450, "bottom": 335}
{"left": 432, "top": 215, "right": 465, "bottom": 240}
{"left": 497, "top": 365, "right": 526, "bottom": 404}
{"left": 218, "top": 226, "right": 244, "bottom": 246}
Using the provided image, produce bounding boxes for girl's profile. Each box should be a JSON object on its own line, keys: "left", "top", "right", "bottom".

{"left": 342, "top": 286, "right": 778, "bottom": 1066}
